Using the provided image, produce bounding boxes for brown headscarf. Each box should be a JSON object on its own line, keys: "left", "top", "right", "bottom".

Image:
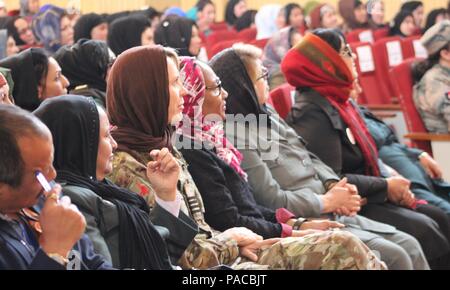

{"left": 338, "top": 0, "right": 369, "bottom": 30}
{"left": 107, "top": 45, "right": 173, "bottom": 157}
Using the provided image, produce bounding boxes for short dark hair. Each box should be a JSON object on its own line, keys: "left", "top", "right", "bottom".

{"left": 312, "top": 28, "right": 346, "bottom": 52}
{"left": 30, "top": 48, "right": 50, "bottom": 88}
{"left": 0, "top": 105, "right": 48, "bottom": 188}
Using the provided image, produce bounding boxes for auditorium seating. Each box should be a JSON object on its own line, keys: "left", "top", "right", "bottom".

{"left": 268, "top": 83, "right": 295, "bottom": 119}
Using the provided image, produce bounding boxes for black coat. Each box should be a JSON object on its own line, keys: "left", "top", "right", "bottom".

{"left": 179, "top": 145, "right": 283, "bottom": 239}
{"left": 286, "top": 88, "right": 387, "bottom": 204}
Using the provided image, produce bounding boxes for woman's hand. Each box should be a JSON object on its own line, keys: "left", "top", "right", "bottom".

{"left": 419, "top": 152, "right": 443, "bottom": 180}
{"left": 146, "top": 148, "right": 180, "bottom": 202}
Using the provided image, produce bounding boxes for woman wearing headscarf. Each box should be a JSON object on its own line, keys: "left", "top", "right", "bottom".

{"left": 20, "top": 0, "right": 40, "bottom": 20}
{"left": 424, "top": 9, "right": 449, "bottom": 33}
{"left": 32, "top": 5, "right": 74, "bottom": 54}
{"left": 389, "top": 10, "right": 417, "bottom": 37}
{"left": 308, "top": 3, "right": 339, "bottom": 30}
{"left": 262, "top": 26, "right": 302, "bottom": 89}
{"left": 0, "top": 25, "right": 19, "bottom": 58}
{"left": 0, "top": 48, "right": 69, "bottom": 111}
{"left": 234, "top": 9, "right": 257, "bottom": 32}
{"left": 162, "top": 7, "right": 186, "bottom": 19}
{"left": 225, "top": 0, "right": 247, "bottom": 27}
{"left": 73, "top": 13, "right": 108, "bottom": 42}
{"left": 54, "top": 39, "right": 113, "bottom": 108}
{"left": 213, "top": 43, "right": 430, "bottom": 270}
{"left": 5, "top": 16, "right": 39, "bottom": 51}
{"left": 107, "top": 15, "right": 153, "bottom": 56}
{"left": 33, "top": 95, "right": 193, "bottom": 270}
{"left": 255, "top": 5, "right": 285, "bottom": 40}
{"left": 155, "top": 15, "right": 202, "bottom": 57}
{"left": 338, "top": 0, "right": 370, "bottom": 33}
{"left": 282, "top": 28, "right": 450, "bottom": 269}
{"left": 176, "top": 56, "right": 387, "bottom": 270}
{"left": 367, "top": 0, "right": 387, "bottom": 29}
{"left": 401, "top": 1, "right": 425, "bottom": 29}
{"left": 0, "top": 72, "right": 13, "bottom": 104}
{"left": 283, "top": 3, "right": 307, "bottom": 34}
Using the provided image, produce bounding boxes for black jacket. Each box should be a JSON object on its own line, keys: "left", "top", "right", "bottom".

{"left": 287, "top": 88, "right": 387, "bottom": 204}
{"left": 179, "top": 145, "right": 283, "bottom": 239}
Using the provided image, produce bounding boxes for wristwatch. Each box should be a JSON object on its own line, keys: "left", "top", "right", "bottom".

{"left": 293, "top": 218, "right": 308, "bottom": 231}
{"left": 48, "top": 253, "right": 69, "bottom": 267}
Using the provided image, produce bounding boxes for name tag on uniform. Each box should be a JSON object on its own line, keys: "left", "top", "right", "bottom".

{"left": 346, "top": 128, "right": 356, "bottom": 145}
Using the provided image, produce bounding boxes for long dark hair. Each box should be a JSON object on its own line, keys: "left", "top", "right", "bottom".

{"left": 424, "top": 9, "right": 448, "bottom": 33}
{"left": 412, "top": 43, "right": 450, "bottom": 83}
{"left": 284, "top": 3, "right": 302, "bottom": 26}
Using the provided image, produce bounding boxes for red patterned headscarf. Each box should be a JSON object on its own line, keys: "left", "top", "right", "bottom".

{"left": 281, "top": 32, "right": 381, "bottom": 177}
{"left": 179, "top": 57, "right": 248, "bottom": 180}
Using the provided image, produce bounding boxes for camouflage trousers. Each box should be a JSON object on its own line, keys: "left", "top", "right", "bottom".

{"left": 235, "top": 230, "right": 387, "bottom": 270}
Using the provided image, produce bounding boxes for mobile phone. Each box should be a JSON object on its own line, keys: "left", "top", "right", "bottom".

{"left": 35, "top": 171, "right": 56, "bottom": 193}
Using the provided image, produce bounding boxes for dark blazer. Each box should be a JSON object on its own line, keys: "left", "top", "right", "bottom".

{"left": 0, "top": 218, "right": 113, "bottom": 270}
{"left": 180, "top": 144, "right": 283, "bottom": 239}
{"left": 286, "top": 88, "right": 387, "bottom": 204}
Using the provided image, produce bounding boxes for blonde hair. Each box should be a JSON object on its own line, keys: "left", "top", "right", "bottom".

{"left": 232, "top": 43, "right": 263, "bottom": 81}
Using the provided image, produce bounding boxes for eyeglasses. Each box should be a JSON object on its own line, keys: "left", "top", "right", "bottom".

{"left": 205, "top": 79, "right": 222, "bottom": 97}
{"left": 256, "top": 67, "right": 269, "bottom": 82}
{"left": 340, "top": 44, "right": 354, "bottom": 58}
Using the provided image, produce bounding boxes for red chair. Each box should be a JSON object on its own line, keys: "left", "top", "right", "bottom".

{"left": 350, "top": 42, "right": 389, "bottom": 105}
{"left": 205, "top": 30, "right": 238, "bottom": 57}
{"left": 373, "top": 27, "right": 389, "bottom": 41}
{"left": 402, "top": 35, "right": 428, "bottom": 59}
{"left": 346, "top": 29, "right": 374, "bottom": 44}
{"left": 372, "top": 36, "right": 404, "bottom": 103}
{"left": 389, "top": 58, "right": 432, "bottom": 153}
{"left": 248, "top": 38, "right": 269, "bottom": 50}
{"left": 210, "top": 40, "right": 241, "bottom": 58}
{"left": 237, "top": 27, "right": 257, "bottom": 42}
{"left": 268, "top": 84, "right": 295, "bottom": 119}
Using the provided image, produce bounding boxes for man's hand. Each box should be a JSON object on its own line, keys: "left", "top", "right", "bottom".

{"left": 239, "top": 239, "right": 282, "bottom": 262}
{"left": 39, "top": 185, "right": 86, "bottom": 258}
{"left": 321, "top": 178, "right": 362, "bottom": 214}
{"left": 219, "top": 227, "right": 263, "bottom": 247}
{"left": 386, "top": 176, "right": 411, "bottom": 205}
{"left": 146, "top": 148, "right": 180, "bottom": 202}
{"left": 300, "top": 220, "right": 345, "bottom": 231}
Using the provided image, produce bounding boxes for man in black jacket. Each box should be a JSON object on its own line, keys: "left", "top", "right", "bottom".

{"left": 0, "top": 104, "right": 113, "bottom": 270}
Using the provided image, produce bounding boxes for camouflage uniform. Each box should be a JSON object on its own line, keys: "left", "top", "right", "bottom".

{"left": 413, "top": 64, "right": 450, "bottom": 133}
{"left": 109, "top": 149, "right": 386, "bottom": 270}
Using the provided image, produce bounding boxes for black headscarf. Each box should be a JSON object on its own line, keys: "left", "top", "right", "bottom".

{"left": 234, "top": 9, "right": 257, "bottom": 32}
{"left": 401, "top": 1, "right": 423, "bottom": 13}
{"left": 0, "top": 48, "right": 42, "bottom": 111}
{"left": 54, "top": 39, "right": 110, "bottom": 92}
{"left": 107, "top": 15, "right": 151, "bottom": 56}
{"left": 131, "top": 7, "right": 161, "bottom": 22}
{"left": 424, "top": 9, "right": 448, "bottom": 33}
{"left": 284, "top": 3, "right": 301, "bottom": 26}
{"left": 225, "top": 0, "right": 243, "bottom": 26}
{"left": 209, "top": 48, "right": 271, "bottom": 125}
{"left": 389, "top": 10, "right": 414, "bottom": 37}
{"left": 33, "top": 95, "right": 173, "bottom": 270}
{"left": 105, "top": 11, "right": 130, "bottom": 24}
{"left": 154, "top": 15, "right": 197, "bottom": 57}
{"left": 73, "top": 13, "right": 107, "bottom": 42}
{"left": 4, "top": 16, "right": 26, "bottom": 46}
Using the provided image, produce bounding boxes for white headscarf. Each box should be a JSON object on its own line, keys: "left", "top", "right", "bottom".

{"left": 255, "top": 4, "right": 282, "bottom": 40}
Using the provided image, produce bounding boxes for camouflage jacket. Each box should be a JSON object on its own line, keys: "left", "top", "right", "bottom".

{"left": 109, "top": 149, "right": 241, "bottom": 269}
{"left": 413, "top": 64, "right": 450, "bottom": 133}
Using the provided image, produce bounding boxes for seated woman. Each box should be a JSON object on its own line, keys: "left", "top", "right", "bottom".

{"left": 401, "top": 0, "right": 425, "bottom": 30}
{"left": 106, "top": 44, "right": 385, "bottom": 270}
{"left": 6, "top": 16, "right": 39, "bottom": 51}
{"left": 34, "top": 95, "right": 196, "bottom": 269}
{"left": 308, "top": 3, "right": 339, "bottom": 30}
{"left": 54, "top": 39, "right": 113, "bottom": 108}
{"left": 211, "top": 43, "right": 428, "bottom": 270}
{"left": 155, "top": 15, "right": 202, "bottom": 58}
{"left": 225, "top": 0, "right": 248, "bottom": 27}
{"left": 262, "top": 26, "right": 302, "bottom": 90}
{"left": 0, "top": 48, "right": 69, "bottom": 111}
{"left": 424, "top": 9, "right": 448, "bottom": 33}
{"left": 413, "top": 20, "right": 450, "bottom": 134}
{"left": 389, "top": 11, "right": 417, "bottom": 37}
{"left": 0, "top": 27, "right": 20, "bottom": 59}
{"left": 283, "top": 28, "right": 450, "bottom": 269}
{"left": 255, "top": 5, "right": 284, "bottom": 40}
{"left": 32, "top": 5, "right": 74, "bottom": 54}
{"left": 107, "top": 15, "right": 154, "bottom": 56}
{"left": 283, "top": 3, "right": 307, "bottom": 34}
{"left": 0, "top": 73, "right": 13, "bottom": 105}
{"left": 190, "top": 0, "right": 216, "bottom": 37}
{"left": 73, "top": 13, "right": 108, "bottom": 42}
{"left": 367, "top": 0, "right": 387, "bottom": 29}
{"left": 338, "top": 0, "right": 370, "bottom": 33}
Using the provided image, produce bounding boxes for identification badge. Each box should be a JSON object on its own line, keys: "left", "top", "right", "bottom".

{"left": 346, "top": 128, "right": 356, "bottom": 145}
